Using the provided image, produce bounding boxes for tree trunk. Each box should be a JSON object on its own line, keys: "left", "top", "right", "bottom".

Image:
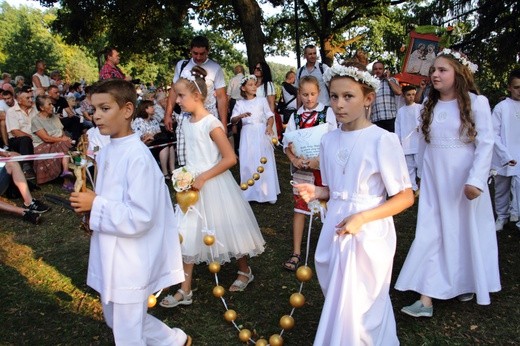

{"left": 231, "top": 0, "right": 266, "bottom": 72}
{"left": 320, "top": 35, "right": 334, "bottom": 66}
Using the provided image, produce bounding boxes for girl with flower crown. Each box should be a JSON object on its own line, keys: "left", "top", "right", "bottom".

{"left": 294, "top": 62, "right": 414, "bottom": 345}
{"left": 395, "top": 50, "right": 501, "bottom": 317}
{"left": 281, "top": 75, "right": 337, "bottom": 271}
{"left": 231, "top": 74, "right": 280, "bottom": 203}
{"left": 159, "top": 66, "right": 265, "bottom": 308}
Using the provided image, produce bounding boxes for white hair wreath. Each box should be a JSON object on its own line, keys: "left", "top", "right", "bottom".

{"left": 437, "top": 48, "right": 478, "bottom": 73}
{"left": 241, "top": 74, "right": 257, "bottom": 85}
{"left": 323, "top": 65, "right": 381, "bottom": 91}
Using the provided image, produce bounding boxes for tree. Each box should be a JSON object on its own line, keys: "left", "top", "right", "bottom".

{"left": 0, "top": 3, "right": 98, "bottom": 83}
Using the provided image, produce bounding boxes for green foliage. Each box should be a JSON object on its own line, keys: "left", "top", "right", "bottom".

{"left": 0, "top": 3, "right": 98, "bottom": 84}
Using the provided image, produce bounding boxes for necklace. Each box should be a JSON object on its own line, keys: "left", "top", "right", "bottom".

{"left": 336, "top": 126, "right": 367, "bottom": 174}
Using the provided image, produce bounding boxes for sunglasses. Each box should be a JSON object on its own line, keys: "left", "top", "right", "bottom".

{"left": 254, "top": 66, "right": 262, "bottom": 71}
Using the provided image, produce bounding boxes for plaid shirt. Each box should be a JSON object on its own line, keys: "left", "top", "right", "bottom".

{"left": 99, "top": 63, "right": 125, "bottom": 80}
{"left": 175, "top": 112, "right": 190, "bottom": 166}
{"left": 371, "top": 77, "right": 398, "bottom": 122}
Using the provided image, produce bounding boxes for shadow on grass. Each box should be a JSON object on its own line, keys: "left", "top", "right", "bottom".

{"left": 1, "top": 149, "right": 520, "bottom": 345}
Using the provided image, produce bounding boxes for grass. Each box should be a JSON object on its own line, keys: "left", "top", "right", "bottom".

{"left": 1, "top": 149, "right": 520, "bottom": 345}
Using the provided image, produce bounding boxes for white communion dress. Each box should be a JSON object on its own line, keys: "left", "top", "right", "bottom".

{"left": 395, "top": 94, "right": 501, "bottom": 305}
{"left": 232, "top": 97, "right": 280, "bottom": 203}
{"left": 177, "top": 114, "right": 265, "bottom": 264}
{"left": 314, "top": 125, "right": 411, "bottom": 346}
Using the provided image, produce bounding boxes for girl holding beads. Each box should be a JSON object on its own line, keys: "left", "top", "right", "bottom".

{"left": 231, "top": 74, "right": 280, "bottom": 204}
{"left": 295, "top": 62, "right": 414, "bottom": 345}
{"left": 395, "top": 50, "right": 501, "bottom": 317}
{"left": 282, "top": 75, "right": 336, "bottom": 271}
{"left": 160, "top": 67, "right": 265, "bottom": 308}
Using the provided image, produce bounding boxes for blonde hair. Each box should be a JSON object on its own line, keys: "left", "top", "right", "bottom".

{"left": 299, "top": 75, "right": 320, "bottom": 92}
{"left": 421, "top": 55, "right": 479, "bottom": 143}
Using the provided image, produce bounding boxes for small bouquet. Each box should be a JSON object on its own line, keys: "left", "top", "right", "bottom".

{"left": 171, "top": 167, "right": 198, "bottom": 213}
{"left": 171, "top": 167, "right": 195, "bottom": 192}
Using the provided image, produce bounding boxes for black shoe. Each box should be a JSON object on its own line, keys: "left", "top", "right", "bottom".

{"left": 23, "top": 168, "right": 36, "bottom": 180}
{"left": 22, "top": 210, "right": 41, "bottom": 224}
{"left": 26, "top": 199, "right": 51, "bottom": 213}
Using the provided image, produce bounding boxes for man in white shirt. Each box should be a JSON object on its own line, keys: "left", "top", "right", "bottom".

{"left": 32, "top": 60, "right": 51, "bottom": 95}
{"left": 163, "top": 36, "right": 228, "bottom": 166}
{"left": 5, "top": 87, "right": 37, "bottom": 179}
{"left": 295, "top": 44, "right": 330, "bottom": 107}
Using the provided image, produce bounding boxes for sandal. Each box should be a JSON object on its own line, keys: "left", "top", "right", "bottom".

{"left": 159, "top": 289, "right": 193, "bottom": 308}
{"left": 184, "top": 335, "right": 192, "bottom": 346}
{"left": 164, "top": 173, "right": 172, "bottom": 180}
{"left": 229, "top": 267, "right": 254, "bottom": 292}
{"left": 282, "top": 253, "right": 301, "bottom": 272}
{"left": 60, "top": 170, "right": 74, "bottom": 178}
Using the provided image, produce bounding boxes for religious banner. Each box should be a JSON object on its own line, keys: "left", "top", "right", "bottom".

{"left": 395, "top": 30, "right": 441, "bottom": 86}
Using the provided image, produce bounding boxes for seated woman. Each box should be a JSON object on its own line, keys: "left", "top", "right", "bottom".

{"left": 32, "top": 95, "right": 74, "bottom": 190}
{"left": 132, "top": 100, "right": 175, "bottom": 179}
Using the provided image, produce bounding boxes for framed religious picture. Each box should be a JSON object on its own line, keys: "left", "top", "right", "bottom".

{"left": 395, "top": 30, "right": 441, "bottom": 86}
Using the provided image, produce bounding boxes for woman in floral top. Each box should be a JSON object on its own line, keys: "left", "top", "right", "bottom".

{"left": 132, "top": 100, "right": 176, "bottom": 179}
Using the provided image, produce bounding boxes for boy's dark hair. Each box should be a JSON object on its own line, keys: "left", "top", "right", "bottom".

{"left": 402, "top": 85, "right": 417, "bottom": 94}
{"left": 136, "top": 100, "right": 154, "bottom": 119}
{"left": 508, "top": 69, "right": 520, "bottom": 86}
{"left": 90, "top": 79, "right": 137, "bottom": 109}
{"left": 190, "top": 36, "right": 210, "bottom": 50}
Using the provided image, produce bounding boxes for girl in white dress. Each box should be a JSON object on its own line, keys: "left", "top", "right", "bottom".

{"left": 231, "top": 74, "right": 280, "bottom": 203}
{"left": 295, "top": 63, "right": 414, "bottom": 346}
{"left": 160, "top": 67, "right": 265, "bottom": 308}
{"left": 395, "top": 49, "right": 501, "bottom": 317}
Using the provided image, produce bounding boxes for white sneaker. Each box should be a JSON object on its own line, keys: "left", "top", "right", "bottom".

{"left": 495, "top": 218, "right": 507, "bottom": 232}
{"left": 510, "top": 214, "right": 519, "bottom": 222}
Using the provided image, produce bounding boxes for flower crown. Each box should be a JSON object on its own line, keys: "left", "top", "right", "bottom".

{"left": 437, "top": 48, "right": 478, "bottom": 73}
{"left": 323, "top": 65, "right": 380, "bottom": 91}
{"left": 241, "top": 74, "right": 257, "bottom": 85}
{"left": 180, "top": 70, "right": 204, "bottom": 93}
{"left": 180, "top": 70, "right": 204, "bottom": 82}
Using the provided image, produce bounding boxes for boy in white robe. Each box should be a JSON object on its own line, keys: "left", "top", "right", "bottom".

{"left": 492, "top": 69, "right": 520, "bottom": 231}
{"left": 70, "top": 79, "right": 190, "bottom": 346}
{"left": 395, "top": 85, "right": 421, "bottom": 193}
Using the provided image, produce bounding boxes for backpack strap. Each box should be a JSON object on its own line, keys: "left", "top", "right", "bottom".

{"left": 179, "top": 60, "right": 189, "bottom": 75}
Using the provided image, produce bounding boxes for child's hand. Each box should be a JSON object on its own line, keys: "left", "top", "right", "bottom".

{"left": 508, "top": 160, "right": 517, "bottom": 166}
{"left": 307, "top": 158, "right": 319, "bottom": 170}
{"left": 242, "top": 112, "right": 251, "bottom": 119}
{"left": 293, "top": 183, "right": 315, "bottom": 203}
{"left": 70, "top": 189, "right": 96, "bottom": 213}
{"left": 464, "top": 184, "right": 481, "bottom": 200}
{"left": 192, "top": 174, "right": 207, "bottom": 191}
{"left": 335, "top": 212, "right": 366, "bottom": 236}
{"left": 265, "top": 127, "right": 274, "bottom": 136}
{"left": 291, "top": 156, "right": 306, "bottom": 169}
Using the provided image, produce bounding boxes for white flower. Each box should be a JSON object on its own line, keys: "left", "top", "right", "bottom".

{"left": 323, "top": 65, "right": 381, "bottom": 91}
{"left": 307, "top": 200, "right": 322, "bottom": 215}
{"left": 171, "top": 167, "right": 195, "bottom": 192}
{"left": 437, "top": 48, "right": 478, "bottom": 73}
{"left": 241, "top": 74, "right": 257, "bottom": 85}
